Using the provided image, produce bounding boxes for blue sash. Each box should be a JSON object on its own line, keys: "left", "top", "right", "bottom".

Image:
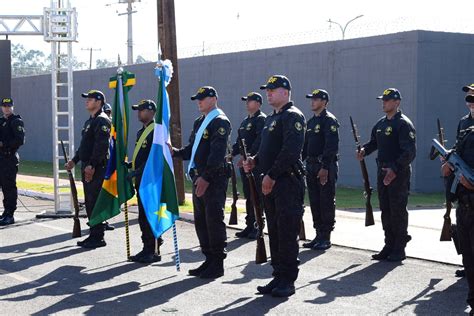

{"left": 187, "top": 108, "right": 224, "bottom": 176}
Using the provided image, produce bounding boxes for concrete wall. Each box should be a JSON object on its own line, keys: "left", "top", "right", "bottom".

{"left": 10, "top": 30, "right": 474, "bottom": 192}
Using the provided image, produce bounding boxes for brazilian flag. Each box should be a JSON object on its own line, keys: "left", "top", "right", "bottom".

{"left": 88, "top": 70, "right": 136, "bottom": 226}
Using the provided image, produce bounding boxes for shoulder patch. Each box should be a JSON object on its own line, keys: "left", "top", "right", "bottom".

{"left": 295, "top": 121, "right": 303, "bottom": 132}
{"left": 330, "top": 125, "right": 337, "bottom": 132}
{"left": 17, "top": 125, "right": 24, "bottom": 132}
{"left": 101, "top": 125, "right": 110, "bottom": 133}
{"left": 409, "top": 131, "right": 415, "bottom": 139}
{"left": 218, "top": 127, "right": 227, "bottom": 136}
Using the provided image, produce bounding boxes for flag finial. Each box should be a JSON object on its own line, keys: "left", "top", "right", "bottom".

{"left": 117, "top": 54, "right": 124, "bottom": 75}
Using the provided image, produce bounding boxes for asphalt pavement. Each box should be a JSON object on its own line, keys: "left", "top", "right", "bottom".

{"left": 0, "top": 196, "right": 471, "bottom": 315}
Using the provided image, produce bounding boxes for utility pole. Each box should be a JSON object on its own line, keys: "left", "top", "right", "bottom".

{"left": 115, "top": 0, "right": 138, "bottom": 65}
{"left": 81, "top": 47, "right": 101, "bottom": 69}
{"left": 157, "top": 0, "right": 185, "bottom": 204}
{"left": 327, "top": 15, "right": 364, "bottom": 40}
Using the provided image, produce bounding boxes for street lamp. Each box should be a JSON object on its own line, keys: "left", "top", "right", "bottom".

{"left": 327, "top": 15, "right": 364, "bottom": 40}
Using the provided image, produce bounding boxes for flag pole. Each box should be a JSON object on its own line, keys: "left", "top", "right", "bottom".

{"left": 118, "top": 54, "right": 131, "bottom": 261}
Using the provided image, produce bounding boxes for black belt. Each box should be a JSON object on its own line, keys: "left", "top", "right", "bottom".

{"left": 307, "top": 156, "right": 322, "bottom": 164}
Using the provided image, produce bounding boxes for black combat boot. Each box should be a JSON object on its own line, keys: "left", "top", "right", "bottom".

{"left": 372, "top": 246, "right": 392, "bottom": 260}
{"left": 129, "top": 250, "right": 147, "bottom": 262}
{"left": 247, "top": 227, "right": 259, "bottom": 240}
{"left": 313, "top": 232, "right": 332, "bottom": 250}
{"left": 200, "top": 258, "right": 224, "bottom": 279}
{"left": 257, "top": 277, "right": 280, "bottom": 294}
{"left": 136, "top": 253, "right": 161, "bottom": 264}
{"left": 0, "top": 214, "right": 14, "bottom": 226}
{"left": 235, "top": 226, "right": 253, "bottom": 238}
{"left": 387, "top": 249, "right": 406, "bottom": 262}
{"left": 104, "top": 222, "right": 115, "bottom": 231}
{"left": 188, "top": 255, "right": 212, "bottom": 277}
{"left": 80, "top": 239, "right": 107, "bottom": 249}
{"left": 271, "top": 279, "right": 296, "bottom": 297}
{"left": 302, "top": 232, "right": 321, "bottom": 249}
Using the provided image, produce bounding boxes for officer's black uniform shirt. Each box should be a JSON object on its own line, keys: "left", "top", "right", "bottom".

{"left": 455, "top": 113, "right": 474, "bottom": 168}
{"left": 72, "top": 109, "right": 111, "bottom": 168}
{"left": 256, "top": 102, "right": 306, "bottom": 179}
{"left": 174, "top": 110, "right": 231, "bottom": 181}
{"left": 0, "top": 114, "right": 25, "bottom": 154}
{"left": 302, "top": 109, "right": 339, "bottom": 168}
{"left": 134, "top": 121, "right": 154, "bottom": 179}
{"left": 362, "top": 110, "right": 416, "bottom": 173}
{"left": 231, "top": 109, "right": 266, "bottom": 156}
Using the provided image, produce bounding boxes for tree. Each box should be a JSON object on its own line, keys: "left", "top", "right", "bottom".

{"left": 96, "top": 59, "right": 116, "bottom": 69}
{"left": 135, "top": 55, "right": 151, "bottom": 64}
{"left": 11, "top": 44, "right": 48, "bottom": 77}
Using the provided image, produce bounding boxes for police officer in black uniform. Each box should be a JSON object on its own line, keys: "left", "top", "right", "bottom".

{"left": 103, "top": 103, "right": 112, "bottom": 119}
{"left": 232, "top": 92, "right": 266, "bottom": 239}
{"left": 441, "top": 84, "right": 474, "bottom": 315}
{"left": 128, "top": 100, "right": 163, "bottom": 264}
{"left": 244, "top": 75, "right": 306, "bottom": 297}
{"left": 302, "top": 89, "right": 339, "bottom": 250}
{"left": 172, "top": 86, "right": 231, "bottom": 279}
{"left": 0, "top": 98, "right": 25, "bottom": 226}
{"left": 356, "top": 88, "right": 416, "bottom": 262}
{"left": 66, "top": 90, "right": 111, "bottom": 248}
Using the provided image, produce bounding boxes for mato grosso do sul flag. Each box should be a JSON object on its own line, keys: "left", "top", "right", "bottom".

{"left": 88, "top": 70, "right": 136, "bottom": 227}
{"left": 139, "top": 59, "right": 179, "bottom": 239}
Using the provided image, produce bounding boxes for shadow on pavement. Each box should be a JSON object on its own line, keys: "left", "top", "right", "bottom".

{"left": 303, "top": 261, "right": 400, "bottom": 304}
{"left": 84, "top": 276, "right": 208, "bottom": 315}
{"left": 391, "top": 276, "right": 468, "bottom": 314}
{"left": 204, "top": 294, "right": 289, "bottom": 315}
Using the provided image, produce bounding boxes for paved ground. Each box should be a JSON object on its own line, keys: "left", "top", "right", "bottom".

{"left": 0, "top": 196, "right": 471, "bottom": 315}
{"left": 17, "top": 174, "right": 462, "bottom": 265}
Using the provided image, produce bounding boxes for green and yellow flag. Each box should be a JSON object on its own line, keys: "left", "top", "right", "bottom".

{"left": 88, "top": 70, "right": 136, "bottom": 226}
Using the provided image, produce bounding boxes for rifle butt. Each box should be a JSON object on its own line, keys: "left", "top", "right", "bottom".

{"left": 440, "top": 217, "right": 452, "bottom": 241}
{"left": 299, "top": 219, "right": 306, "bottom": 240}
{"left": 255, "top": 237, "right": 267, "bottom": 264}
{"left": 228, "top": 206, "right": 238, "bottom": 225}
{"left": 365, "top": 205, "right": 375, "bottom": 227}
{"left": 72, "top": 218, "right": 81, "bottom": 238}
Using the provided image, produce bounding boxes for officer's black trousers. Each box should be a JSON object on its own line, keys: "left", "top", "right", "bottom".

{"left": 264, "top": 174, "right": 305, "bottom": 283}
{"left": 457, "top": 200, "right": 474, "bottom": 309}
{"left": 306, "top": 162, "right": 337, "bottom": 238}
{"left": 239, "top": 168, "right": 263, "bottom": 228}
{"left": 377, "top": 167, "right": 410, "bottom": 253}
{"left": 0, "top": 155, "right": 18, "bottom": 216}
{"left": 82, "top": 165, "right": 106, "bottom": 240}
{"left": 192, "top": 175, "right": 228, "bottom": 259}
{"left": 136, "top": 180, "right": 156, "bottom": 254}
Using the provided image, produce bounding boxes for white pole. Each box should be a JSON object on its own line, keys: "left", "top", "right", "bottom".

{"left": 127, "top": 0, "right": 133, "bottom": 65}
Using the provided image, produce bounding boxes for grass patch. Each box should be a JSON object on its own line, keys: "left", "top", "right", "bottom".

{"left": 18, "top": 160, "right": 444, "bottom": 209}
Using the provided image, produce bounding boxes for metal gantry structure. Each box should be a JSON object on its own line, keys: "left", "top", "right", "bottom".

{"left": 0, "top": 1, "right": 78, "bottom": 217}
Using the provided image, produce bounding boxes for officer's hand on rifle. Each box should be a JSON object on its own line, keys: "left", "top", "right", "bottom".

{"left": 65, "top": 160, "right": 75, "bottom": 171}
{"left": 243, "top": 157, "right": 255, "bottom": 173}
{"left": 262, "top": 175, "right": 276, "bottom": 195}
{"left": 318, "top": 168, "right": 328, "bottom": 186}
{"left": 460, "top": 174, "right": 474, "bottom": 191}
{"left": 84, "top": 165, "right": 95, "bottom": 183}
{"left": 356, "top": 148, "right": 365, "bottom": 161}
{"left": 195, "top": 176, "right": 210, "bottom": 197}
{"left": 382, "top": 168, "right": 397, "bottom": 186}
{"left": 441, "top": 162, "right": 453, "bottom": 177}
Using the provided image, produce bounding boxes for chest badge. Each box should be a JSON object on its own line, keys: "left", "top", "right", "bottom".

{"left": 385, "top": 126, "right": 393, "bottom": 136}
{"left": 142, "top": 139, "right": 148, "bottom": 148}
{"left": 315, "top": 124, "right": 321, "bottom": 133}
{"left": 269, "top": 120, "right": 277, "bottom": 131}
{"left": 246, "top": 122, "right": 252, "bottom": 131}
{"left": 203, "top": 129, "right": 209, "bottom": 139}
